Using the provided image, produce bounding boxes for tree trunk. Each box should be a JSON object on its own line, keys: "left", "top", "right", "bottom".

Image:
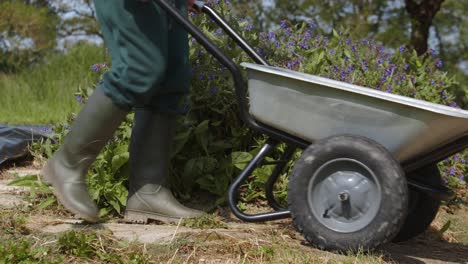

{"left": 405, "top": 0, "right": 445, "bottom": 55}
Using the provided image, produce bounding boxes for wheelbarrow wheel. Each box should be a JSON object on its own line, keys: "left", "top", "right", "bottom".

{"left": 288, "top": 135, "right": 408, "bottom": 252}
{"left": 393, "top": 165, "right": 442, "bottom": 242}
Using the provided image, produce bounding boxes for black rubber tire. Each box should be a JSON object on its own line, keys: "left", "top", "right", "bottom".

{"left": 288, "top": 135, "right": 408, "bottom": 253}
{"left": 392, "top": 165, "right": 442, "bottom": 242}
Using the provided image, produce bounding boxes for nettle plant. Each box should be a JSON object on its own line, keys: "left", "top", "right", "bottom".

{"left": 30, "top": 0, "right": 466, "bottom": 215}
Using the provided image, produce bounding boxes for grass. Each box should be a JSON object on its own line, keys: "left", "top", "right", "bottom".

{"left": 437, "top": 206, "right": 468, "bottom": 244}
{"left": 0, "top": 208, "right": 391, "bottom": 264}
{"left": 0, "top": 43, "right": 106, "bottom": 125}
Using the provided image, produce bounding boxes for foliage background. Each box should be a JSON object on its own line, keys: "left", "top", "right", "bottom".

{"left": 0, "top": 0, "right": 465, "bottom": 216}
{"left": 21, "top": 0, "right": 466, "bottom": 216}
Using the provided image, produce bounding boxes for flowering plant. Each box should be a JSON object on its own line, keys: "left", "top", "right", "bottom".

{"left": 185, "top": 0, "right": 466, "bottom": 204}
{"left": 30, "top": 0, "right": 466, "bottom": 214}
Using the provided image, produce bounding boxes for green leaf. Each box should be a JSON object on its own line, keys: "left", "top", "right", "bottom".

{"left": 439, "top": 220, "right": 451, "bottom": 235}
{"left": 195, "top": 120, "right": 210, "bottom": 154}
{"left": 171, "top": 130, "right": 191, "bottom": 158}
{"left": 111, "top": 152, "right": 129, "bottom": 172}
{"left": 38, "top": 197, "right": 56, "bottom": 209}
{"left": 108, "top": 199, "right": 121, "bottom": 214}
{"left": 332, "top": 29, "right": 340, "bottom": 38}
{"left": 344, "top": 50, "right": 352, "bottom": 60}
{"left": 99, "top": 207, "right": 112, "bottom": 217}
{"left": 8, "top": 175, "right": 40, "bottom": 187}
{"left": 113, "top": 144, "right": 129, "bottom": 156}
{"left": 231, "top": 152, "right": 253, "bottom": 170}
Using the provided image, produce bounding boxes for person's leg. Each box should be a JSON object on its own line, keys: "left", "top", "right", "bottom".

{"left": 125, "top": 0, "right": 203, "bottom": 223}
{"left": 42, "top": 87, "right": 128, "bottom": 222}
{"left": 125, "top": 110, "right": 203, "bottom": 223}
{"left": 41, "top": 0, "right": 171, "bottom": 222}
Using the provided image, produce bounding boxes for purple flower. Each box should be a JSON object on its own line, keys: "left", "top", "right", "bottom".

{"left": 214, "top": 28, "right": 223, "bottom": 37}
{"left": 383, "top": 65, "right": 396, "bottom": 77}
{"left": 430, "top": 80, "right": 435, "bottom": 86}
{"left": 361, "top": 60, "right": 368, "bottom": 71}
{"left": 299, "top": 43, "right": 310, "bottom": 50}
{"left": 268, "top": 32, "right": 276, "bottom": 41}
{"left": 332, "top": 66, "right": 339, "bottom": 74}
{"left": 280, "top": 20, "right": 288, "bottom": 29}
{"left": 361, "top": 39, "right": 367, "bottom": 45}
{"left": 428, "top": 48, "right": 437, "bottom": 56}
{"left": 399, "top": 45, "right": 405, "bottom": 52}
{"left": 450, "top": 101, "right": 457, "bottom": 108}
{"left": 225, "top": 0, "right": 230, "bottom": 5}
{"left": 40, "top": 125, "right": 54, "bottom": 135}
{"left": 330, "top": 49, "right": 335, "bottom": 55}
{"left": 323, "top": 37, "right": 329, "bottom": 46}
{"left": 91, "top": 64, "right": 100, "bottom": 72}
{"left": 75, "top": 95, "right": 84, "bottom": 104}
{"left": 449, "top": 167, "right": 456, "bottom": 175}
{"left": 308, "top": 21, "right": 317, "bottom": 29}
{"left": 378, "top": 58, "right": 383, "bottom": 64}
{"left": 352, "top": 45, "right": 357, "bottom": 52}
{"left": 209, "top": 74, "right": 217, "bottom": 80}
{"left": 462, "top": 159, "right": 466, "bottom": 164}
{"left": 404, "top": 63, "right": 409, "bottom": 71}
{"left": 386, "top": 87, "right": 393, "bottom": 93}
{"left": 209, "top": 87, "right": 217, "bottom": 95}
{"left": 344, "top": 56, "right": 349, "bottom": 62}
{"left": 454, "top": 155, "right": 459, "bottom": 161}
{"left": 460, "top": 174, "right": 465, "bottom": 181}
{"left": 436, "top": 59, "right": 443, "bottom": 68}
{"left": 303, "top": 30, "right": 312, "bottom": 42}
{"left": 346, "top": 39, "right": 351, "bottom": 46}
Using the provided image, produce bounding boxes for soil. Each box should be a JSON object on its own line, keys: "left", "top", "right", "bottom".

{"left": 1, "top": 163, "right": 467, "bottom": 264}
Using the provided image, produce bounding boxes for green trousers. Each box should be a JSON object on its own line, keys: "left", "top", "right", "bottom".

{"left": 93, "top": 0, "right": 191, "bottom": 113}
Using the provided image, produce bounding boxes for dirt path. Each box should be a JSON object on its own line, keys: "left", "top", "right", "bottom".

{"left": 1, "top": 166, "right": 467, "bottom": 263}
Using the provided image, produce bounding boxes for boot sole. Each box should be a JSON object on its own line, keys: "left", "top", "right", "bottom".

{"left": 124, "top": 209, "right": 184, "bottom": 224}
{"left": 41, "top": 163, "right": 99, "bottom": 223}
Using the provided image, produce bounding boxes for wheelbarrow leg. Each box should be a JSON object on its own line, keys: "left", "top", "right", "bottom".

{"left": 228, "top": 140, "right": 291, "bottom": 222}
{"left": 265, "top": 146, "right": 296, "bottom": 211}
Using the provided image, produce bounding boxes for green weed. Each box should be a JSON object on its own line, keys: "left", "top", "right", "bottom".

{"left": 181, "top": 214, "right": 228, "bottom": 229}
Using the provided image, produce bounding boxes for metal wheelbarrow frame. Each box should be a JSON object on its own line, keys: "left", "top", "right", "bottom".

{"left": 154, "top": 0, "right": 468, "bottom": 251}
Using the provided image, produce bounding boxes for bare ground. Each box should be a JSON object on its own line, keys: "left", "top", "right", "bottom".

{"left": 1, "top": 164, "right": 467, "bottom": 263}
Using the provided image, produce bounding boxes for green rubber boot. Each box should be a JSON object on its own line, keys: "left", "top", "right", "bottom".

{"left": 124, "top": 110, "right": 204, "bottom": 224}
{"left": 41, "top": 87, "right": 128, "bottom": 223}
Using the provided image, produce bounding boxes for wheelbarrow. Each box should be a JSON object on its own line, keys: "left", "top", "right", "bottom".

{"left": 154, "top": 0, "right": 468, "bottom": 252}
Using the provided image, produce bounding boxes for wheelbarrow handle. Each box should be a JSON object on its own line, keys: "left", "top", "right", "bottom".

{"left": 153, "top": 0, "right": 309, "bottom": 149}
{"left": 191, "top": 1, "right": 269, "bottom": 66}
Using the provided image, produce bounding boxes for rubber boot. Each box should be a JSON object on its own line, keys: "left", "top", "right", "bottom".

{"left": 124, "top": 110, "right": 204, "bottom": 224}
{"left": 41, "top": 87, "right": 128, "bottom": 223}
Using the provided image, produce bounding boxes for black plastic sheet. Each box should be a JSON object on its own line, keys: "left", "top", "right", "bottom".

{"left": 0, "top": 124, "right": 53, "bottom": 165}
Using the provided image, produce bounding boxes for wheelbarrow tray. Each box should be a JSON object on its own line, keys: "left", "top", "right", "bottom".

{"left": 242, "top": 62, "right": 468, "bottom": 163}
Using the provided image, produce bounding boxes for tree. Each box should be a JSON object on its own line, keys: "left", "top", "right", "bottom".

{"left": 0, "top": 1, "right": 58, "bottom": 72}
{"left": 50, "top": 0, "right": 102, "bottom": 45}
{"left": 405, "top": 0, "right": 444, "bottom": 55}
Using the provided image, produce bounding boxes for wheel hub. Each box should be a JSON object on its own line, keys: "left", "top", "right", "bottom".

{"left": 308, "top": 158, "right": 381, "bottom": 233}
